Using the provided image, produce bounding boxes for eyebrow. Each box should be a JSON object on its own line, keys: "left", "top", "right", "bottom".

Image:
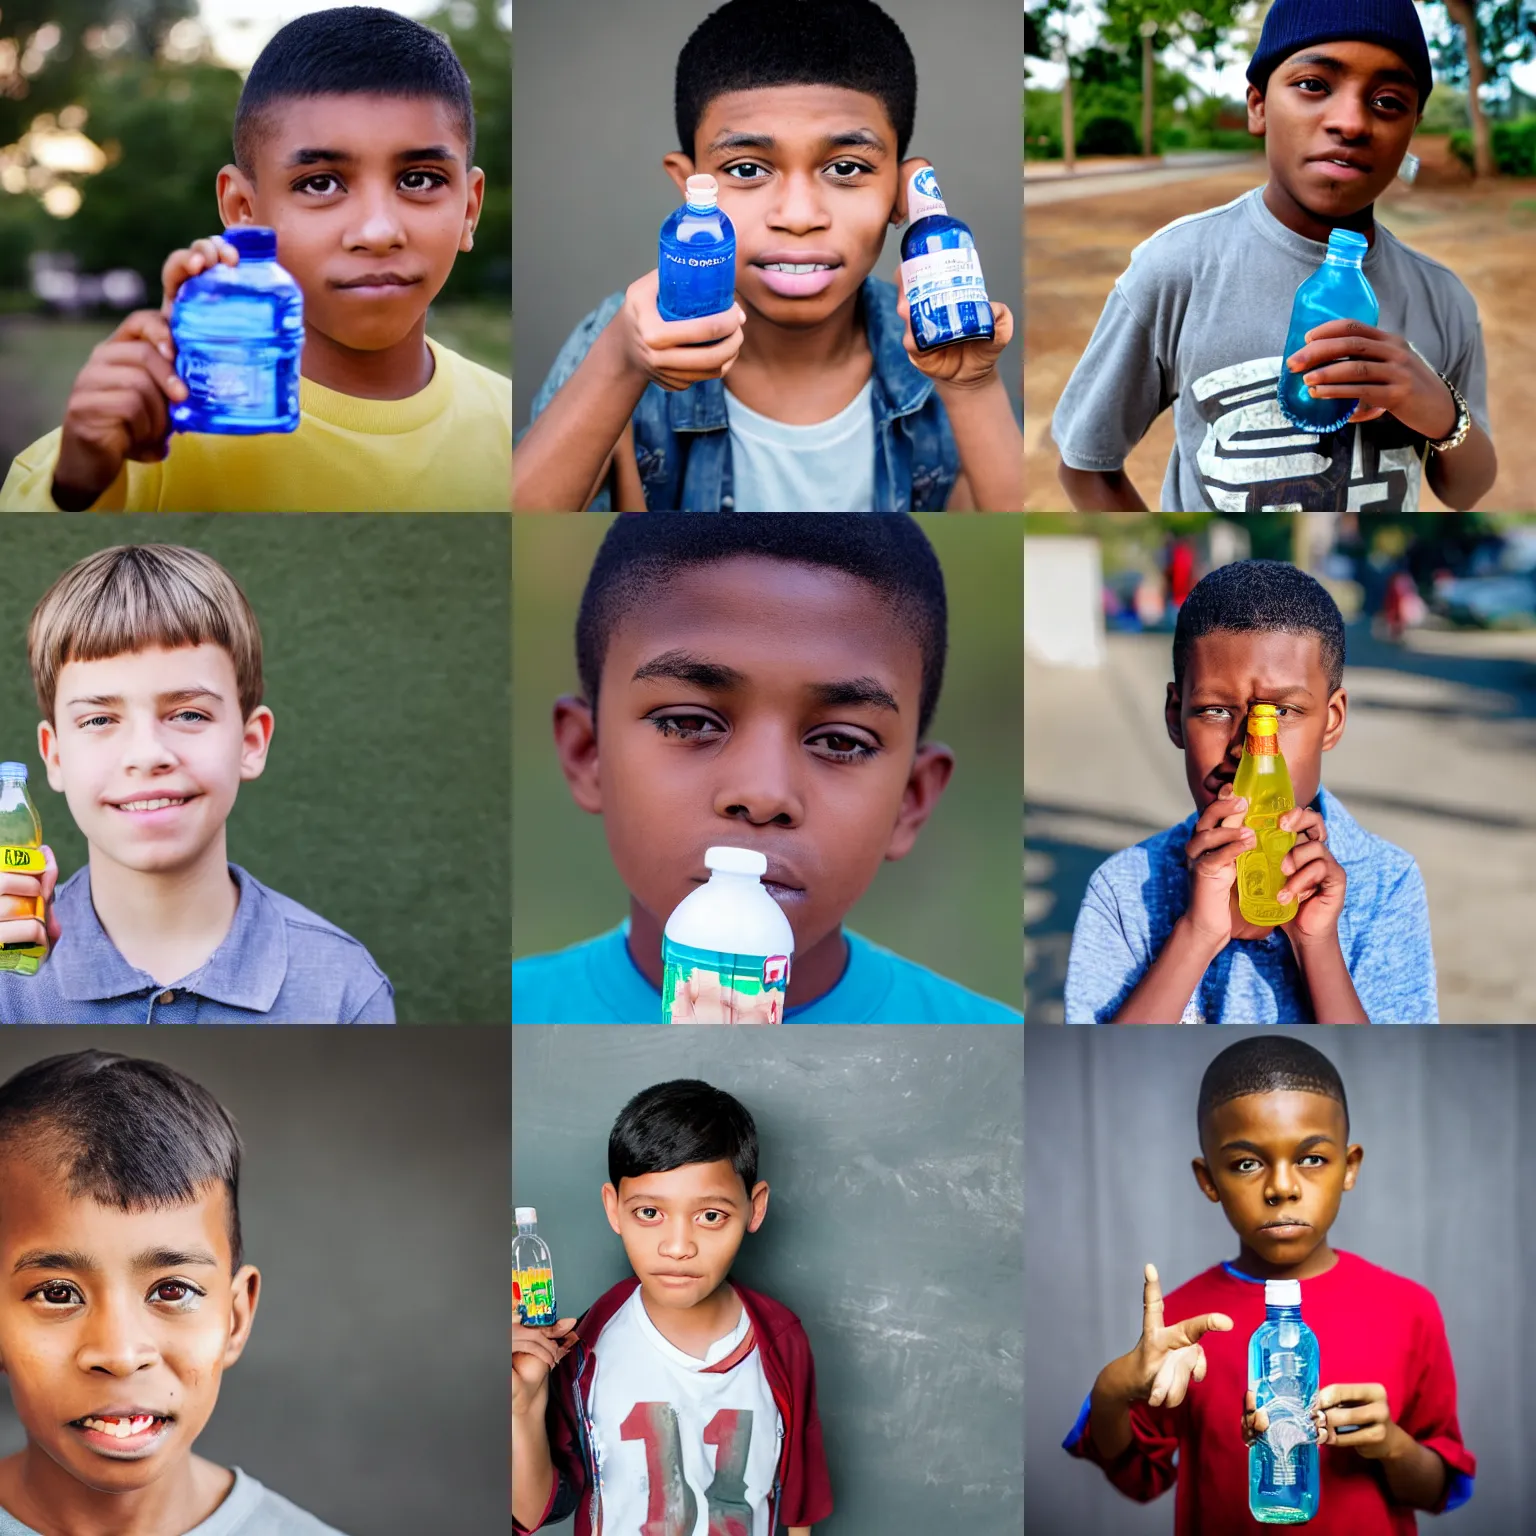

{"left": 1190, "top": 685, "right": 1315, "bottom": 703}
{"left": 1286, "top": 51, "right": 1419, "bottom": 89}
{"left": 624, "top": 1191, "right": 742, "bottom": 1208}
{"left": 284, "top": 144, "right": 458, "bottom": 167}
{"left": 65, "top": 688, "right": 224, "bottom": 710}
{"left": 809, "top": 676, "right": 899, "bottom": 713}
{"left": 632, "top": 651, "right": 899, "bottom": 713}
{"left": 1219, "top": 1134, "right": 1337, "bottom": 1156}
{"left": 707, "top": 127, "right": 889, "bottom": 154}
{"left": 13, "top": 1245, "right": 220, "bottom": 1274}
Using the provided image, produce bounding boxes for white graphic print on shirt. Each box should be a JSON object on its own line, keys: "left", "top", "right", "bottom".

{"left": 590, "top": 1289, "right": 782, "bottom": 1536}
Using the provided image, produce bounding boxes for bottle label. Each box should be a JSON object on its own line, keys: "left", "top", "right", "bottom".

{"left": 661, "top": 939, "right": 790, "bottom": 1024}
{"left": 514, "top": 1266, "right": 556, "bottom": 1325}
{"left": 180, "top": 347, "right": 278, "bottom": 418}
{"left": 0, "top": 845, "right": 45, "bottom": 953}
{"left": 901, "top": 247, "right": 989, "bottom": 312}
{"left": 0, "top": 846, "right": 45, "bottom": 874}
{"left": 1245, "top": 732, "right": 1279, "bottom": 756}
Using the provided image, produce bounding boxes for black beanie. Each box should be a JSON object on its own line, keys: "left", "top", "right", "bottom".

{"left": 1247, "top": 0, "right": 1433, "bottom": 106}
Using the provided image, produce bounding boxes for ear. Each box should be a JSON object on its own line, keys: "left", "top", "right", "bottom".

{"left": 220, "top": 1264, "right": 261, "bottom": 1369}
{"left": 238, "top": 705, "right": 275, "bottom": 784}
{"left": 36, "top": 718, "right": 63, "bottom": 796}
{"left": 1341, "top": 1142, "right": 1363, "bottom": 1191}
{"left": 553, "top": 696, "right": 603, "bottom": 816}
{"left": 1165, "top": 681, "right": 1186, "bottom": 751}
{"left": 460, "top": 165, "right": 486, "bottom": 253}
{"left": 662, "top": 152, "right": 697, "bottom": 200}
{"left": 601, "top": 1182, "right": 623, "bottom": 1236}
{"left": 1192, "top": 1156, "right": 1222, "bottom": 1204}
{"left": 1246, "top": 82, "right": 1267, "bottom": 137}
{"left": 1321, "top": 686, "right": 1347, "bottom": 754}
{"left": 746, "top": 1180, "right": 770, "bottom": 1234}
{"left": 882, "top": 742, "right": 955, "bottom": 863}
{"left": 216, "top": 164, "right": 258, "bottom": 230}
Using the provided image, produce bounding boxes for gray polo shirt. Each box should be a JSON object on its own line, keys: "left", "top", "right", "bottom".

{"left": 0, "top": 864, "right": 393, "bottom": 1024}
{"left": 0, "top": 1468, "right": 346, "bottom": 1535}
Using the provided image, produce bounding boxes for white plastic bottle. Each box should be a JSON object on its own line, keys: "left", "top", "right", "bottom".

{"left": 513, "top": 1206, "right": 557, "bottom": 1327}
{"left": 661, "top": 846, "right": 794, "bottom": 1024}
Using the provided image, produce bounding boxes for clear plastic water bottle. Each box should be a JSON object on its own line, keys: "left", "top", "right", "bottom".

{"left": 657, "top": 174, "right": 737, "bottom": 322}
{"left": 513, "top": 1207, "right": 557, "bottom": 1328}
{"left": 661, "top": 846, "right": 793, "bottom": 1024}
{"left": 899, "top": 166, "right": 994, "bottom": 353}
{"left": 0, "top": 763, "right": 47, "bottom": 977}
{"left": 170, "top": 226, "right": 303, "bottom": 435}
{"left": 1249, "top": 1278, "right": 1320, "bottom": 1524}
{"left": 1277, "top": 228, "right": 1377, "bottom": 434}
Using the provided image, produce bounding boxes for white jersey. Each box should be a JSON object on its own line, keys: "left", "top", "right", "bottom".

{"left": 589, "top": 1287, "right": 783, "bottom": 1536}
{"left": 724, "top": 379, "right": 876, "bottom": 512}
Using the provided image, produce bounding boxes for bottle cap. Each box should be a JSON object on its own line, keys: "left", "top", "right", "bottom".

{"left": 685, "top": 174, "right": 719, "bottom": 210}
{"left": 0, "top": 762, "right": 25, "bottom": 779}
{"left": 224, "top": 225, "right": 277, "bottom": 260}
{"left": 1247, "top": 703, "right": 1279, "bottom": 736}
{"left": 515, "top": 1206, "right": 537, "bottom": 1224}
{"left": 906, "top": 165, "right": 948, "bottom": 223}
{"left": 1265, "top": 1278, "right": 1302, "bottom": 1306}
{"left": 1326, "top": 228, "right": 1368, "bottom": 253}
{"left": 705, "top": 846, "right": 767, "bottom": 878}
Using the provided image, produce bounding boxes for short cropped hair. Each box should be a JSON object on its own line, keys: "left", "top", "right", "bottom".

{"left": 609, "top": 1079, "right": 759, "bottom": 1194}
{"left": 0, "top": 1051, "right": 244, "bottom": 1269}
{"left": 1197, "top": 1035, "right": 1350, "bottom": 1145}
{"left": 675, "top": 0, "right": 918, "bottom": 160}
{"left": 29, "top": 544, "right": 264, "bottom": 724}
{"left": 577, "top": 513, "right": 948, "bottom": 738}
{"left": 234, "top": 6, "right": 476, "bottom": 177}
{"left": 1173, "top": 559, "right": 1346, "bottom": 694}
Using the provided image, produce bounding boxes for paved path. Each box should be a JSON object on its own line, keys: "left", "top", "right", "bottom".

{"left": 1025, "top": 153, "right": 1263, "bottom": 206}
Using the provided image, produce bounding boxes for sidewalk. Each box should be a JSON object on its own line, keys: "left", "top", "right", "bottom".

{"left": 1025, "top": 627, "right": 1536, "bottom": 1024}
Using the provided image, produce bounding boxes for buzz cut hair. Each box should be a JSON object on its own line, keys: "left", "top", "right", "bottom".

{"left": 1197, "top": 1035, "right": 1350, "bottom": 1146}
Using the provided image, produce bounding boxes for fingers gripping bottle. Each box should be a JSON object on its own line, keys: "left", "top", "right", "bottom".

{"left": 900, "top": 166, "right": 994, "bottom": 353}
{"left": 513, "top": 1207, "right": 558, "bottom": 1328}
{"left": 1234, "top": 704, "right": 1299, "bottom": 927}
{"left": 1249, "top": 1279, "right": 1320, "bottom": 1523}
{"left": 0, "top": 763, "right": 47, "bottom": 977}
{"left": 658, "top": 174, "right": 737, "bottom": 323}
{"left": 1276, "top": 228, "right": 1378, "bottom": 434}
{"left": 661, "top": 846, "right": 794, "bottom": 1024}
{"left": 170, "top": 226, "right": 303, "bottom": 436}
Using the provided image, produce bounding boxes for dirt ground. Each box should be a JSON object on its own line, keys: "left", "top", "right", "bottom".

{"left": 1025, "top": 136, "right": 1536, "bottom": 510}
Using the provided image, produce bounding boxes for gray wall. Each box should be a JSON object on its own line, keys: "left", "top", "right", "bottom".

{"left": 512, "top": 0, "right": 1023, "bottom": 429}
{"left": 1025, "top": 1027, "right": 1535, "bottom": 1536}
{"left": 513, "top": 1025, "right": 1024, "bottom": 1535}
{"left": 0, "top": 1027, "right": 510, "bottom": 1536}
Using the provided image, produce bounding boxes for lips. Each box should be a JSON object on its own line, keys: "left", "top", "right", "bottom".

{"left": 107, "top": 793, "right": 196, "bottom": 815}
{"left": 332, "top": 273, "right": 422, "bottom": 291}
{"left": 69, "top": 1409, "right": 174, "bottom": 1457}
{"left": 1307, "top": 154, "right": 1373, "bottom": 179}
{"left": 1259, "top": 1219, "right": 1312, "bottom": 1233}
{"left": 751, "top": 250, "right": 842, "bottom": 299}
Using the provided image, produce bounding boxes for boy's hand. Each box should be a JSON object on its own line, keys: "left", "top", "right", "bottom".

{"left": 1275, "top": 807, "right": 1347, "bottom": 948}
{"left": 1123, "top": 1263, "right": 1233, "bottom": 1409}
{"left": 0, "top": 846, "right": 61, "bottom": 957}
{"left": 893, "top": 264, "right": 1013, "bottom": 390}
{"left": 1311, "top": 1383, "right": 1394, "bottom": 1456}
{"left": 617, "top": 270, "right": 746, "bottom": 393}
{"left": 512, "top": 1316, "right": 578, "bottom": 1417}
{"left": 670, "top": 971, "right": 782, "bottom": 1024}
{"left": 159, "top": 234, "right": 240, "bottom": 315}
{"left": 1182, "top": 785, "right": 1256, "bottom": 949}
{"left": 1286, "top": 320, "right": 1460, "bottom": 440}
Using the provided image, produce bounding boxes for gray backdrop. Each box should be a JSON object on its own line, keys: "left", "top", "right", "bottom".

{"left": 0, "top": 1028, "right": 510, "bottom": 1536}
{"left": 513, "top": 1025, "right": 1024, "bottom": 1535}
{"left": 1025, "top": 1027, "right": 1535, "bottom": 1536}
{"left": 512, "top": 0, "right": 1023, "bottom": 430}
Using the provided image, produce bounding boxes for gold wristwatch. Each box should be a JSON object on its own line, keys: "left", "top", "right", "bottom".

{"left": 1428, "top": 375, "right": 1472, "bottom": 454}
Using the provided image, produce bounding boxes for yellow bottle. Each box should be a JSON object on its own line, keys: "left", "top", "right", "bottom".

{"left": 0, "top": 761, "right": 47, "bottom": 976}
{"left": 1233, "top": 705, "right": 1298, "bottom": 927}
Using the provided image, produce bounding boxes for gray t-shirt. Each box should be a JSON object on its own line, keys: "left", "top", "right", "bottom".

{"left": 0, "top": 1469, "right": 346, "bottom": 1536}
{"left": 1051, "top": 186, "right": 1489, "bottom": 512}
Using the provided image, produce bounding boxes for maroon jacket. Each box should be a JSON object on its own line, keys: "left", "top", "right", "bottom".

{"left": 515, "top": 1277, "right": 834, "bottom": 1535}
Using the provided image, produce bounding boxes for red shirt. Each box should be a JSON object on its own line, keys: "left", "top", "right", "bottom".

{"left": 1066, "top": 1251, "right": 1476, "bottom": 1535}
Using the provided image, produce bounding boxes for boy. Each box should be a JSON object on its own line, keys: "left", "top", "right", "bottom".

{"left": 511, "top": 513, "right": 1021, "bottom": 1022}
{"left": 513, "top": 1078, "right": 831, "bottom": 1535}
{"left": 1064, "top": 559, "right": 1435, "bottom": 1024}
{"left": 514, "top": 0, "right": 1021, "bottom": 513}
{"left": 0, "top": 1048, "right": 345, "bottom": 1534}
{"left": 0, "top": 7, "right": 509, "bottom": 513}
{"left": 1052, "top": 0, "right": 1496, "bottom": 514}
{"left": 1064, "top": 1034, "right": 1476, "bottom": 1534}
{"left": 0, "top": 544, "right": 392, "bottom": 1023}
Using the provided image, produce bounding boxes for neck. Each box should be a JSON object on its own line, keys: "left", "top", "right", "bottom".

{"left": 87, "top": 835, "right": 239, "bottom": 987}
{"left": 1263, "top": 180, "right": 1376, "bottom": 248}
{"left": 0, "top": 1447, "right": 232, "bottom": 1536}
{"left": 627, "top": 896, "right": 849, "bottom": 1012}
{"left": 732, "top": 286, "right": 870, "bottom": 379}
{"left": 300, "top": 317, "right": 435, "bottom": 399}
{"left": 1234, "top": 1241, "right": 1340, "bottom": 1282}
{"left": 640, "top": 1281, "right": 741, "bottom": 1359}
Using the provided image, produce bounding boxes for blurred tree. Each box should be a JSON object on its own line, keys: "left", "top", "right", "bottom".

{"left": 1428, "top": 1, "right": 1536, "bottom": 176}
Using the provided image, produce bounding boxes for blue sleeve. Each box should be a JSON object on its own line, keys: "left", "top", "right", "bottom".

{"left": 1349, "top": 860, "right": 1439, "bottom": 1024}
{"left": 1063, "top": 867, "right": 1148, "bottom": 1024}
{"left": 347, "top": 979, "right": 396, "bottom": 1024}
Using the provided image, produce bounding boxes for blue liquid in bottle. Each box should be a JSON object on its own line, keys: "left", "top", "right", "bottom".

{"left": 1276, "top": 228, "right": 1377, "bottom": 434}
{"left": 170, "top": 225, "right": 303, "bottom": 435}
{"left": 658, "top": 174, "right": 737, "bottom": 322}
{"left": 1249, "top": 1279, "right": 1320, "bottom": 1524}
{"left": 900, "top": 166, "right": 994, "bottom": 353}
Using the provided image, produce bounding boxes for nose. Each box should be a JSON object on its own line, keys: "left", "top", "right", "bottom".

{"left": 1265, "top": 1160, "right": 1301, "bottom": 1205}
{"left": 345, "top": 183, "right": 407, "bottom": 252}
{"left": 712, "top": 723, "right": 804, "bottom": 828}
{"left": 768, "top": 169, "right": 831, "bottom": 235}
{"left": 657, "top": 1216, "right": 697, "bottom": 1262}
{"left": 1323, "top": 87, "right": 1372, "bottom": 141}
{"left": 120, "top": 714, "right": 179, "bottom": 777}
{"left": 76, "top": 1292, "right": 159, "bottom": 1377}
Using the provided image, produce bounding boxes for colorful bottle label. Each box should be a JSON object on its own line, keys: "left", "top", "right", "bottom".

{"left": 661, "top": 939, "right": 790, "bottom": 1024}
{"left": 0, "top": 846, "right": 45, "bottom": 874}
{"left": 0, "top": 845, "right": 45, "bottom": 961}
{"left": 514, "top": 1266, "right": 556, "bottom": 1326}
{"left": 901, "top": 245, "right": 989, "bottom": 312}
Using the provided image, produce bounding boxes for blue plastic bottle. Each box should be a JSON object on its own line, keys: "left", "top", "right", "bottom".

{"left": 1249, "top": 1279, "right": 1320, "bottom": 1524}
{"left": 899, "top": 166, "right": 994, "bottom": 353}
{"left": 657, "top": 174, "right": 736, "bottom": 322}
{"left": 170, "top": 226, "right": 303, "bottom": 435}
{"left": 1277, "top": 228, "right": 1377, "bottom": 434}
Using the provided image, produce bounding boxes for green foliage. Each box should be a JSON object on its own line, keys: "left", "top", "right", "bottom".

{"left": 1449, "top": 115, "right": 1536, "bottom": 173}
{"left": 1078, "top": 113, "right": 1141, "bottom": 156}
{"left": 1096, "top": 0, "right": 1246, "bottom": 56}
{"left": 1024, "top": 88, "right": 1063, "bottom": 159}
{"left": 1426, "top": 2, "right": 1536, "bottom": 96}
{"left": 1419, "top": 86, "right": 1472, "bottom": 134}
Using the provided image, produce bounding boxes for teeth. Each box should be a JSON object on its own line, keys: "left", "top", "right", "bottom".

{"left": 82, "top": 1415, "right": 159, "bottom": 1437}
{"left": 116, "top": 797, "right": 186, "bottom": 812}
{"left": 762, "top": 263, "right": 831, "bottom": 274}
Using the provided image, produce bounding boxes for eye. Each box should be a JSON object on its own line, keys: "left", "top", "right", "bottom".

{"left": 722, "top": 162, "right": 769, "bottom": 182}
{"left": 1195, "top": 707, "right": 1232, "bottom": 721}
{"left": 30, "top": 1280, "right": 82, "bottom": 1307}
{"left": 1298, "top": 1154, "right": 1327, "bottom": 1168}
{"left": 78, "top": 714, "right": 113, "bottom": 729}
{"left": 400, "top": 169, "right": 448, "bottom": 192}
{"left": 170, "top": 710, "right": 209, "bottom": 725}
{"left": 294, "top": 173, "right": 343, "bottom": 196}
{"left": 1295, "top": 77, "right": 1327, "bottom": 95}
{"left": 1233, "top": 1158, "right": 1261, "bottom": 1174}
{"left": 635, "top": 1207, "right": 661, "bottom": 1222}
{"left": 697, "top": 1210, "right": 728, "bottom": 1226}
{"left": 1373, "top": 93, "right": 1409, "bottom": 114}
{"left": 648, "top": 712, "right": 725, "bottom": 743}
{"left": 150, "top": 1279, "right": 204, "bottom": 1309}
{"left": 826, "top": 159, "right": 872, "bottom": 180}
{"left": 808, "top": 729, "right": 878, "bottom": 763}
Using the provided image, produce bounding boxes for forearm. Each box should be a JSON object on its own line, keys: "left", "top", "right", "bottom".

{"left": 1425, "top": 423, "right": 1497, "bottom": 510}
{"left": 1087, "top": 1355, "right": 1139, "bottom": 1459}
{"left": 937, "top": 374, "right": 1022, "bottom": 510}
{"left": 513, "top": 320, "right": 648, "bottom": 511}
{"left": 1377, "top": 1425, "right": 1449, "bottom": 1510}
{"left": 1058, "top": 462, "right": 1150, "bottom": 511}
{"left": 512, "top": 1406, "right": 557, "bottom": 1530}
{"left": 1112, "top": 918, "right": 1220, "bottom": 1024}
{"left": 1293, "top": 935, "right": 1369, "bottom": 1024}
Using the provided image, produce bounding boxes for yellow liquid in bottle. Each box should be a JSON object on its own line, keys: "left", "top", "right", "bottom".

{"left": 1232, "top": 707, "right": 1298, "bottom": 927}
{"left": 0, "top": 768, "right": 47, "bottom": 976}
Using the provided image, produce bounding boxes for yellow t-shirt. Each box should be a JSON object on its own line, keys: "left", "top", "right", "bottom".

{"left": 0, "top": 337, "right": 510, "bottom": 512}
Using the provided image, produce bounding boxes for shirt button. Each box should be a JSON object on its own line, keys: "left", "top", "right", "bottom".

{"left": 157, "top": 990, "right": 175, "bottom": 1004}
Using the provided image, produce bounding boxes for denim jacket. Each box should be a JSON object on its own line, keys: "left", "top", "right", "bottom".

{"left": 524, "top": 276, "right": 959, "bottom": 511}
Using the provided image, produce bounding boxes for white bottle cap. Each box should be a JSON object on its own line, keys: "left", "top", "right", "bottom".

{"left": 685, "top": 174, "right": 719, "bottom": 209}
{"left": 704, "top": 846, "right": 767, "bottom": 877}
{"left": 1265, "top": 1279, "right": 1301, "bottom": 1306}
{"left": 906, "top": 165, "right": 948, "bottom": 223}
{"left": 515, "top": 1206, "right": 537, "bottom": 1224}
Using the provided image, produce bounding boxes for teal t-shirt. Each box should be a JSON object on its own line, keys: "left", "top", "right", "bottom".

{"left": 512, "top": 924, "right": 1021, "bottom": 1023}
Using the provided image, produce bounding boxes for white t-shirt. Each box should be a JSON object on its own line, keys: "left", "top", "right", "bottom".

{"left": 590, "top": 1288, "right": 783, "bottom": 1536}
{"left": 725, "top": 379, "right": 876, "bottom": 512}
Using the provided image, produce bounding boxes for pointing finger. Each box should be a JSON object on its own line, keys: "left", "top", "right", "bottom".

{"left": 1142, "top": 1263, "right": 1163, "bottom": 1333}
